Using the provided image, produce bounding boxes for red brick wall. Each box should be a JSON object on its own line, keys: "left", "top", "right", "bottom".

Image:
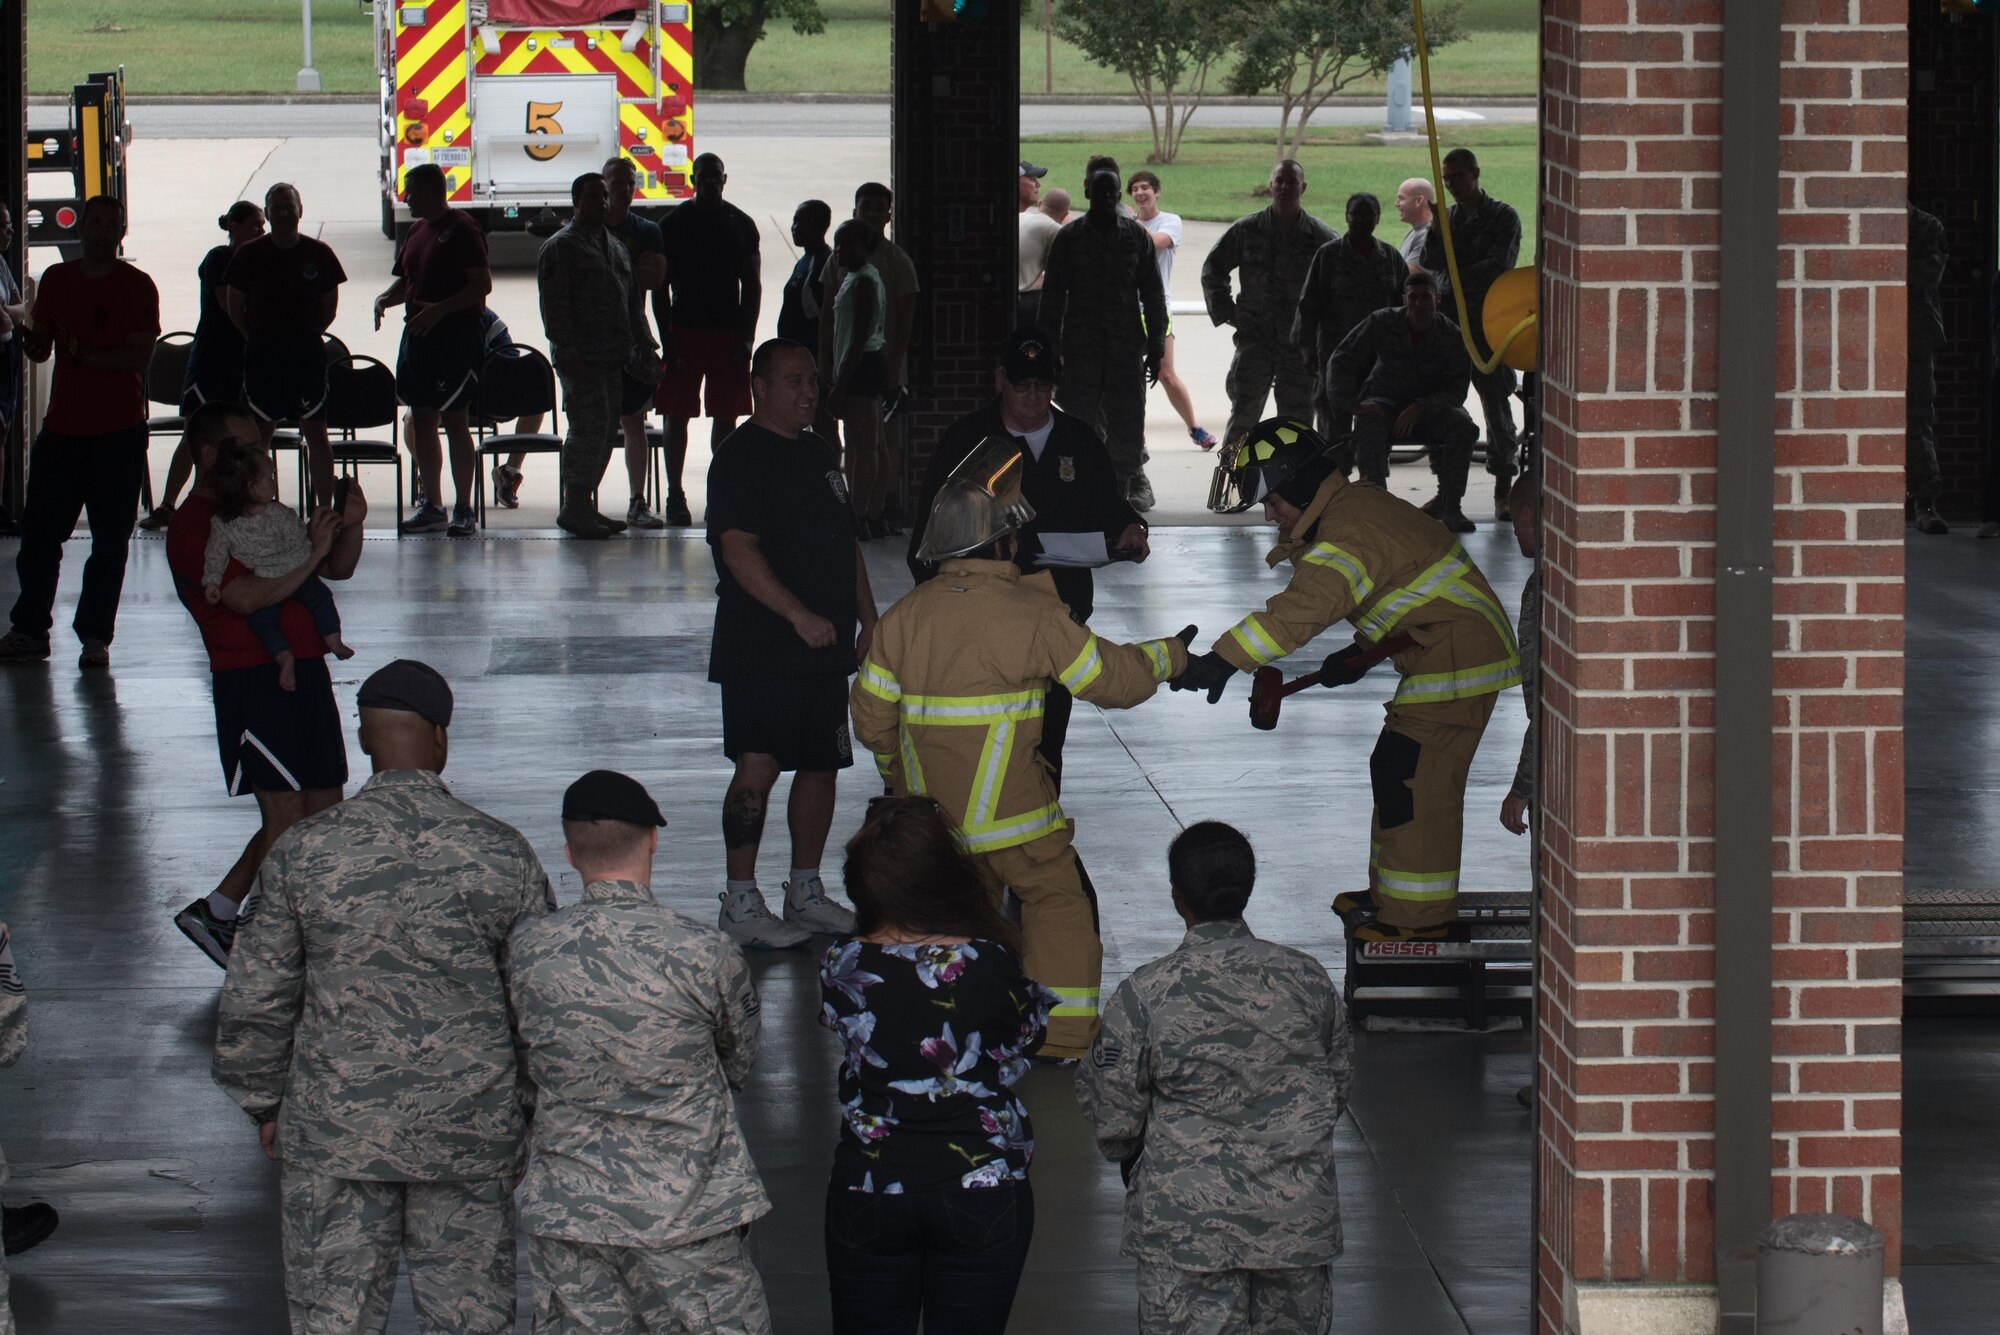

{"left": 1537, "top": 1, "right": 1905, "bottom": 1328}
{"left": 891, "top": 4, "right": 1020, "bottom": 488}
{"left": 1908, "top": 1, "right": 1995, "bottom": 518}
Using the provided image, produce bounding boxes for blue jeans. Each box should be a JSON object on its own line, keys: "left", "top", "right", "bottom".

{"left": 824, "top": 1180, "right": 1033, "bottom": 1335}
{"left": 245, "top": 572, "right": 341, "bottom": 662}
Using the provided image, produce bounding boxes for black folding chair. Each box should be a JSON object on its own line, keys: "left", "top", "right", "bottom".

{"left": 473, "top": 344, "right": 562, "bottom": 526}
{"left": 323, "top": 354, "right": 404, "bottom": 534}
{"left": 140, "top": 331, "right": 195, "bottom": 514}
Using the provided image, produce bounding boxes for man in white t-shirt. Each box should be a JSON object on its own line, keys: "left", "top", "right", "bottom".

{"left": 1018, "top": 160, "right": 1059, "bottom": 329}
{"left": 1128, "top": 170, "right": 1216, "bottom": 450}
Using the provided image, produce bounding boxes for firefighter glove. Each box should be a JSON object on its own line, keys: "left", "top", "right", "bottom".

{"left": 1175, "top": 624, "right": 1198, "bottom": 647}
{"left": 1170, "top": 651, "right": 1235, "bottom": 703}
{"left": 1319, "top": 643, "right": 1374, "bottom": 688}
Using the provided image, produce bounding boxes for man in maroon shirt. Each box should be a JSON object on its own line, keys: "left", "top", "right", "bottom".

{"left": 225, "top": 182, "right": 345, "bottom": 506}
{"left": 373, "top": 163, "right": 493, "bottom": 537}
{"left": 0, "top": 196, "right": 159, "bottom": 667}
{"left": 165, "top": 401, "right": 368, "bottom": 965}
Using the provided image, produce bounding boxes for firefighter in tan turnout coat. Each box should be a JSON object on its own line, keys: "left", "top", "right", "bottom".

{"left": 851, "top": 440, "right": 1190, "bottom": 1058}
{"left": 1173, "top": 418, "right": 1520, "bottom": 941}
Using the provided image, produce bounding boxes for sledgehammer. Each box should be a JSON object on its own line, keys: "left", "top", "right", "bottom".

{"left": 1248, "top": 633, "right": 1415, "bottom": 731}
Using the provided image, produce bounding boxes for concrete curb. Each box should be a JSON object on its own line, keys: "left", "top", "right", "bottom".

{"left": 34, "top": 92, "right": 1537, "bottom": 109}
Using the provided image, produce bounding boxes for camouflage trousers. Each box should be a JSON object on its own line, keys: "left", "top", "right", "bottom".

{"left": 1055, "top": 340, "right": 1149, "bottom": 482}
{"left": 1347, "top": 398, "right": 1480, "bottom": 496}
{"left": 280, "top": 1167, "right": 516, "bottom": 1334}
{"left": 973, "top": 823, "right": 1101, "bottom": 1059}
{"left": 527, "top": 1228, "right": 773, "bottom": 1334}
{"left": 558, "top": 363, "right": 625, "bottom": 516}
{"left": 1908, "top": 337, "right": 1942, "bottom": 501}
{"left": 1223, "top": 335, "right": 1315, "bottom": 454}
{"left": 1135, "top": 1261, "right": 1331, "bottom": 1334}
{"left": 0, "top": 1244, "right": 12, "bottom": 1335}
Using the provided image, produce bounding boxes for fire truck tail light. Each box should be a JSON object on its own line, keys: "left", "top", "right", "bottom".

{"left": 404, "top": 122, "right": 430, "bottom": 146}
{"left": 401, "top": 98, "right": 429, "bottom": 120}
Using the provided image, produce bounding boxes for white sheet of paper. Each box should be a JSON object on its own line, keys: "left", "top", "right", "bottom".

{"left": 1034, "top": 532, "right": 1111, "bottom": 569}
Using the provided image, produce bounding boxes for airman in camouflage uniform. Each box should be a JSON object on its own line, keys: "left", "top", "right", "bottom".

{"left": 0, "top": 922, "right": 26, "bottom": 1335}
{"left": 1293, "top": 193, "right": 1408, "bottom": 447}
{"left": 506, "top": 770, "right": 774, "bottom": 1334}
{"left": 213, "top": 660, "right": 553, "bottom": 1335}
{"left": 1908, "top": 204, "right": 1948, "bottom": 533}
{"left": 1420, "top": 148, "right": 1524, "bottom": 516}
{"left": 1038, "top": 164, "right": 1169, "bottom": 507}
{"left": 1201, "top": 160, "right": 1338, "bottom": 451}
{"left": 1076, "top": 822, "right": 1352, "bottom": 1335}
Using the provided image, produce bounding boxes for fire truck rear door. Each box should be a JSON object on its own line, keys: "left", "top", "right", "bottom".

{"left": 472, "top": 73, "right": 620, "bottom": 199}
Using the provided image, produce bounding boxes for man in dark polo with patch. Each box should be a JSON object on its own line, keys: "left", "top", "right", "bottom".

{"left": 906, "top": 326, "right": 1151, "bottom": 790}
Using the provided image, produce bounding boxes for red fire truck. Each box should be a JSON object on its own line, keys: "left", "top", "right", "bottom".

{"left": 374, "top": 0, "right": 694, "bottom": 237}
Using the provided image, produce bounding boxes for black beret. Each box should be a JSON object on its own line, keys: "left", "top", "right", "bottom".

{"left": 563, "top": 770, "right": 667, "bottom": 827}
{"left": 356, "top": 659, "right": 454, "bottom": 727}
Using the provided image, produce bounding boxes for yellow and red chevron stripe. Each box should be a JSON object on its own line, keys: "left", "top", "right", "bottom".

{"left": 392, "top": 0, "right": 693, "bottom": 204}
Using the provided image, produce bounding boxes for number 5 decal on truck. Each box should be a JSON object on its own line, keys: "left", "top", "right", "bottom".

{"left": 525, "top": 101, "right": 564, "bottom": 161}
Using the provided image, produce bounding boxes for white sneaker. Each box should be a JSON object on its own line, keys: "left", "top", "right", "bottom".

{"left": 626, "top": 499, "right": 667, "bottom": 530}
{"left": 718, "top": 887, "right": 811, "bottom": 950}
{"left": 783, "top": 875, "right": 856, "bottom": 934}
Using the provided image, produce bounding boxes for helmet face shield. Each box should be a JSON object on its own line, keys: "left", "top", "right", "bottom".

{"left": 1207, "top": 441, "right": 1271, "bottom": 514}
{"left": 1205, "top": 418, "right": 1325, "bottom": 515}
{"left": 916, "top": 436, "right": 1039, "bottom": 562}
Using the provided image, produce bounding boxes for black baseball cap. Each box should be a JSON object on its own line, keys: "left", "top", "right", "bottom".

{"left": 1000, "top": 326, "right": 1061, "bottom": 386}
{"left": 356, "top": 659, "right": 453, "bottom": 727}
{"left": 562, "top": 770, "right": 667, "bottom": 827}
{"left": 1019, "top": 160, "right": 1048, "bottom": 179}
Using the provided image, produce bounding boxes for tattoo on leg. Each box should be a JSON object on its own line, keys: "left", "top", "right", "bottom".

{"left": 723, "top": 790, "right": 768, "bottom": 850}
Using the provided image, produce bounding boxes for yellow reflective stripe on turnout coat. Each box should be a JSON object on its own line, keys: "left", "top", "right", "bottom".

{"left": 1213, "top": 473, "right": 1520, "bottom": 709}
{"left": 851, "top": 559, "right": 1187, "bottom": 853}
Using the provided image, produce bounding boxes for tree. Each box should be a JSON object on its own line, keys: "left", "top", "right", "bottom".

{"left": 1054, "top": 0, "right": 1251, "bottom": 165}
{"left": 693, "top": 0, "right": 826, "bottom": 93}
{"left": 1227, "top": 0, "right": 1468, "bottom": 166}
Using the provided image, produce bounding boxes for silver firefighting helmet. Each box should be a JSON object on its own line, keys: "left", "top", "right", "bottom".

{"left": 1207, "top": 416, "right": 1329, "bottom": 514}
{"left": 915, "top": 435, "right": 1038, "bottom": 562}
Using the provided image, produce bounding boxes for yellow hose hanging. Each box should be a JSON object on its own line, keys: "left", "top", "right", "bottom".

{"left": 1412, "top": 0, "right": 1537, "bottom": 374}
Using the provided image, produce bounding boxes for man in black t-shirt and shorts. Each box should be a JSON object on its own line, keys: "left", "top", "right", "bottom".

{"left": 164, "top": 402, "right": 367, "bottom": 967}
{"left": 660, "top": 154, "right": 761, "bottom": 526}
{"left": 706, "top": 338, "right": 872, "bottom": 949}
{"left": 224, "top": 182, "right": 345, "bottom": 506}
{"left": 373, "top": 164, "right": 494, "bottom": 537}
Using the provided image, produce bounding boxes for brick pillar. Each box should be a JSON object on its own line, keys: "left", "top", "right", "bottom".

{"left": 890, "top": 1, "right": 1018, "bottom": 486}
{"left": 1908, "top": 1, "right": 1996, "bottom": 517}
{"left": 1537, "top": 2, "right": 1905, "bottom": 1330}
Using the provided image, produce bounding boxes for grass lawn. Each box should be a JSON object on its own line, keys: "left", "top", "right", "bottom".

{"left": 30, "top": 0, "right": 1538, "bottom": 98}
{"left": 1023, "top": 125, "right": 1538, "bottom": 250}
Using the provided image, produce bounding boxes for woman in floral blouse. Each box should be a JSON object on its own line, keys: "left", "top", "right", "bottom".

{"left": 819, "top": 795, "right": 1056, "bottom": 1335}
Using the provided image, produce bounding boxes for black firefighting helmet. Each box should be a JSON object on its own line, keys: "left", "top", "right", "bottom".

{"left": 1207, "top": 417, "right": 1333, "bottom": 514}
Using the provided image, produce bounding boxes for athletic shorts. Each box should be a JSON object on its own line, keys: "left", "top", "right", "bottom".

{"left": 720, "top": 674, "right": 854, "bottom": 773}
{"left": 620, "top": 370, "right": 655, "bottom": 418}
{"left": 243, "top": 332, "right": 330, "bottom": 424}
{"left": 396, "top": 322, "right": 482, "bottom": 412}
{"left": 213, "top": 656, "right": 349, "bottom": 796}
{"left": 657, "top": 327, "right": 752, "bottom": 420}
{"left": 840, "top": 349, "right": 891, "bottom": 401}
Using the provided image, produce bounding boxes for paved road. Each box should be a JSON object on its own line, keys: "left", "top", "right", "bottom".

{"left": 125, "top": 98, "right": 1531, "bottom": 141}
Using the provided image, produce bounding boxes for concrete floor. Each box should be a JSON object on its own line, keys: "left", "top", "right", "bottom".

{"left": 0, "top": 512, "right": 1990, "bottom": 1332}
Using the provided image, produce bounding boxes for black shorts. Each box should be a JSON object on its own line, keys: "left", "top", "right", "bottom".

{"left": 213, "top": 656, "right": 349, "bottom": 796}
{"left": 396, "top": 322, "right": 482, "bottom": 411}
{"left": 243, "top": 333, "right": 330, "bottom": 423}
{"left": 620, "top": 370, "right": 655, "bottom": 418}
{"left": 843, "top": 350, "right": 891, "bottom": 400}
{"left": 720, "top": 674, "right": 854, "bottom": 772}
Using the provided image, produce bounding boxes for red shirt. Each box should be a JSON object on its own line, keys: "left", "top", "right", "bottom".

{"left": 167, "top": 494, "right": 327, "bottom": 672}
{"left": 395, "top": 208, "right": 489, "bottom": 304}
{"left": 32, "top": 260, "right": 159, "bottom": 435}
{"left": 223, "top": 235, "right": 346, "bottom": 338}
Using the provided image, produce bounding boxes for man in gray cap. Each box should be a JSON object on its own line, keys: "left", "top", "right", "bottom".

{"left": 214, "top": 658, "right": 554, "bottom": 1334}
{"left": 505, "top": 771, "right": 774, "bottom": 1332}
